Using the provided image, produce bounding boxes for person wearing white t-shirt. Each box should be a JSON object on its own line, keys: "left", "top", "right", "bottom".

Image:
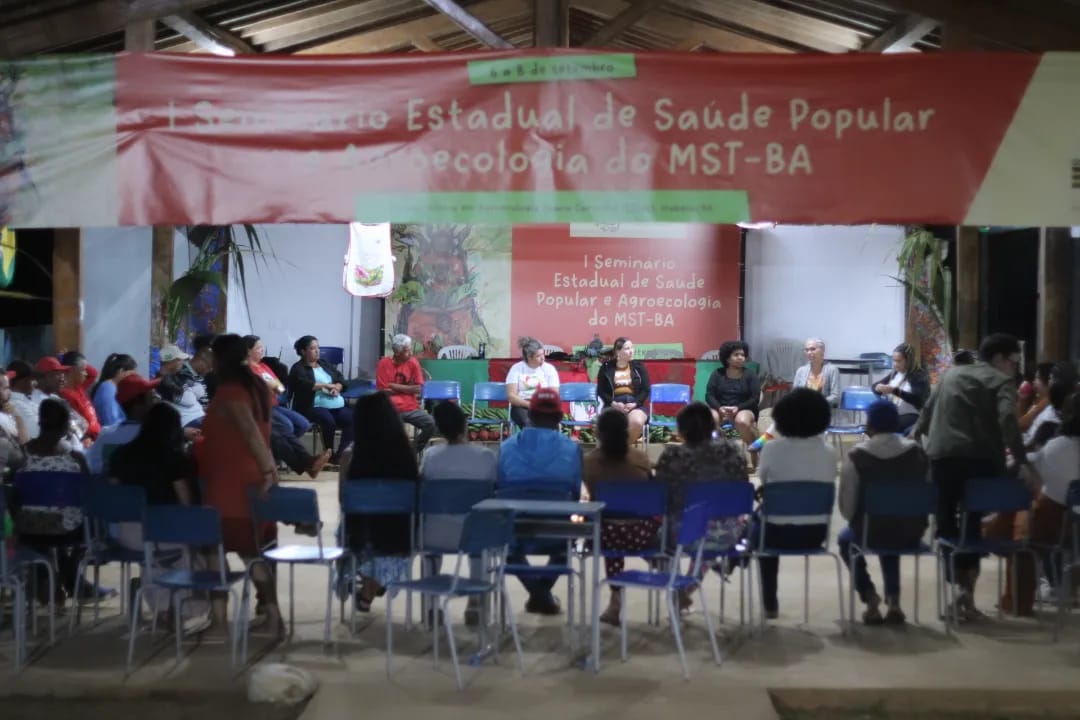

{"left": 505, "top": 336, "right": 560, "bottom": 429}
{"left": 756, "top": 387, "right": 838, "bottom": 619}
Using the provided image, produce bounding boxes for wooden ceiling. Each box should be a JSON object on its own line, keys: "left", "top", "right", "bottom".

{"left": 3, "top": 0, "right": 1080, "bottom": 58}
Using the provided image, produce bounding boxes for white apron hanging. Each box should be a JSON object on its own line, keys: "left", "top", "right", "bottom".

{"left": 343, "top": 222, "right": 394, "bottom": 297}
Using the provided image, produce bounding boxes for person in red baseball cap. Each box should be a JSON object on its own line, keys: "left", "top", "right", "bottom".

{"left": 496, "top": 386, "right": 583, "bottom": 616}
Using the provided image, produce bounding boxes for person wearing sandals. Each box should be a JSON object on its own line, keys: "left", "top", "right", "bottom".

{"left": 338, "top": 392, "right": 419, "bottom": 612}
{"left": 837, "top": 400, "right": 929, "bottom": 625}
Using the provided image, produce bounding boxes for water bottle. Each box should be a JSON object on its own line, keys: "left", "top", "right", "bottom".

{"left": 477, "top": 342, "right": 486, "bottom": 359}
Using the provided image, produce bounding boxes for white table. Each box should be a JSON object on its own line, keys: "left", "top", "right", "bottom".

{"left": 472, "top": 498, "right": 606, "bottom": 671}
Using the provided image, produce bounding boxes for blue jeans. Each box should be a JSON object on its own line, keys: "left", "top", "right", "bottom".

{"left": 308, "top": 406, "right": 353, "bottom": 457}
{"left": 274, "top": 405, "right": 311, "bottom": 437}
{"left": 837, "top": 526, "right": 900, "bottom": 603}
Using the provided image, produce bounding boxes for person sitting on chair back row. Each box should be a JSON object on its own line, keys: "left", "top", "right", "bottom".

{"left": 837, "top": 399, "right": 929, "bottom": 626}
{"left": 375, "top": 334, "right": 435, "bottom": 453}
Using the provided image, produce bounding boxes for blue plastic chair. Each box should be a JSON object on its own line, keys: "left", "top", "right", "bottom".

{"left": 470, "top": 382, "right": 510, "bottom": 438}
{"left": 386, "top": 509, "right": 522, "bottom": 690}
{"left": 754, "top": 481, "right": 846, "bottom": 630}
{"left": 127, "top": 505, "right": 248, "bottom": 673}
{"left": 591, "top": 481, "right": 668, "bottom": 624}
{"left": 847, "top": 480, "right": 937, "bottom": 627}
{"left": 558, "top": 382, "right": 598, "bottom": 433}
{"left": 0, "top": 487, "right": 29, "bottom": 671}
{"left": 339, "top": 479, "right": 418, "bottom": 633}
{"left": 826, "top": 387, "right": 876, "bottom": 457}
{"left": 244, "top": 486, "right": 345, "bottom": 662}
{"left": 321, "top": 345, "right": 345, "bottom": 372}
{"left": 420, "top": 380, "right": 461, "bottom": 404}
{"left": 1053, "top": 480, "right": 1080, "bottom": 640}
{"left": 11, "top": 470, "right": 86, "bottom": 646}
{"left": 685, "top": 481, "right": 757, "bottom": 627}
{"left": 937, "top": 476, "right": 1036, "bottom": 633}
{"left": 496, "top": 483, "right": 584, "bottom": 650}
{"left": 342, "top": 378, "right": 376, "bottom": 399}
{"left": 419, "top": 480, "right": 497, "bottom": 555}
{"left": 70, "top": 483, "right": 175, "bottom": 635}
{"left": 599, "top": 503, "right": 721, "bottom": 679}
{"left": 645, "top": 384, "right": 691, "bottom": 446}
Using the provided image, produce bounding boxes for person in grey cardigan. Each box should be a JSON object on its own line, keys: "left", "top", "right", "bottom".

{"left": 793, "top": 338, "right": 841, "bottom": 406}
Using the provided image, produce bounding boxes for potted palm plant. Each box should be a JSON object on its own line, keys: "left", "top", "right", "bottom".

{"left": 151, "top": 224, "right": 267, "bottom": 369}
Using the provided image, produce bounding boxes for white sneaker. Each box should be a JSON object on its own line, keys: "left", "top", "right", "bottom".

{"left": 1038, "top": 577, "right": 1057, "bottom": 605}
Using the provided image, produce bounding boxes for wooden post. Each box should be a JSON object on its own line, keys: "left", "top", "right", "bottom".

{"left": 956, "top": 225, "right": 980, "bottom": 351}
{"left": 534, "top": 0, "right": 568, "bottom": 47}
{"left": 52, "top": 228, "right": 82, "bottom": 353}
{"left": 150, "top": 225, "right": 174, "bottom": 345}
{"left": 124, "top": 18, "right": 156, "bottom": 51}
{"left": 1039, "top": 227, "right": 1073, "bottom": 361}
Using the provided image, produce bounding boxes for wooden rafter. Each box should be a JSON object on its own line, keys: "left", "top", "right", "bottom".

{"left": 420, "top": 0, "right": 514, "bottom": 48}
{"left": 581, "top": 0, "right": 664, "bottom": 48}
{"left": 670, "top": 0, "right": 864, "bottom": 52}
{"left": 161, "top": 10, "right": 256, "bottom": 55}
{"left": 0, "top": 0, "right": 219, "bottom": 57}
{"left": 298, "top": 0, "right": 529, "bottom": 54}
{"left": 862, "top": 14, "right": 937, "bottom": 52}
{"left": 579, "top": 0, "right": 793, "bottom": 53}
{"left": 878, "top": 0, "right": 1080, "bottom": 50}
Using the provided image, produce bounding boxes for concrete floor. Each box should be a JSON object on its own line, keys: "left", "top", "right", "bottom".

{"left": 2, "top": 439, "right": 1080, "bottom": 719}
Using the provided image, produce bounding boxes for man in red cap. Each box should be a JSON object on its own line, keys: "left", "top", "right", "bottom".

{"left": 86, "top": 374, "right": 161, "bottom": 475}
{"left": 6, "top": 357, "right": 89, "bottom": 449}
{"left": 496, "top": 387, "right": 583, "bottom": 615}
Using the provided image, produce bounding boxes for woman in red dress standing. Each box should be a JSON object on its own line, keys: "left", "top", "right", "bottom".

{"left": 198, "top": 334, "right": 282, "bottom": 637}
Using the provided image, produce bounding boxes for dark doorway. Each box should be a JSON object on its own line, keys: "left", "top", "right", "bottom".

{"left": 980, "top": 227, "right": 1039, "bottom": 371}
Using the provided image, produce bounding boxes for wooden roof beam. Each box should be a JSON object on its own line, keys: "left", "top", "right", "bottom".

{"left": 298, "top": 0, "right": 528, "bottom": 54}
{"left": 878, "top": 0, "right": 1080, "bottom": 50}
{"left": 420, "top": 0, "right": 514, "bottom": 48}
{"left": 161, "top": 10, "right": 256, "bottom": 55}
{"left": 862, "top": 14, "right": 937, "bottom": 52}
{"left": 582, "top": 0, "right": 665, "bottom": 48}
{"left": 0, "top": 0, "right": 220, "bottom": 57}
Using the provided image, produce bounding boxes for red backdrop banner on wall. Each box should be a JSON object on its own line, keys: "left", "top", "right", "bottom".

{"left": 510, "top": 224, "right": 740, "bottom": 358}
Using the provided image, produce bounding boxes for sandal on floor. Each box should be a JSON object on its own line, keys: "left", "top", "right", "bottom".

{"left": 884, "top": 607, "right": 906, "bottom": 625}
{"left": 862, "top": 605, "right": 885, "bottom": 626}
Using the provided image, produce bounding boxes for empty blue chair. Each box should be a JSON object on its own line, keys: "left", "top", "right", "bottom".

{"left": 421, "top": 380, "right": 461, "bottom": 403}
{"left": 754, "top": 481, "right": 846, "bottom": 630}
{"left": 599, "top": 503, "right": 721, "bottom": 679}
{"left": 937, "top": 476, "right": 1036, "bottom": 632}
{"left": 826, "top": 387, "right": 876, "bottom": 456}
{"left": 558, "top": 382, "right": 598, "bottom": 433}
{"left": 470, "top": 382, "right": 510, "bottom": 438}
{"left": 342, "top": 378, "right": 376, "bottom": 399}
{"left": 244, "top": 486, "right": 345, "bottom": 663}
{"left": 70, "top": 483, "right": 167, "bottom": 635}
{"left": 386, "top": 509, "right": 522, "bottom": 690}
{"left": 846, "top": 480, "right": 937, "bottom": 627}
{"left": 685, "top": 481, "right": 757, "bottom": 627}
{"left": 0, "top": 487, "right": 28, "bottom": 671}
{"left": 645, "top": 384, "right": 691, "bottom": 446}
{"left": 339, "top": 479, "right": 418, "bottom": 633}
{"left": 127, "top": 505, "right": 248, "bottom": 673}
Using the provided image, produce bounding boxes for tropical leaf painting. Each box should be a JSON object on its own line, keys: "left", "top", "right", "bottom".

{"left": 387, "top": 224, "right": 511, "bottom": 358}
{"left": 893, "top": 226, "right": 955, "bottom": 382}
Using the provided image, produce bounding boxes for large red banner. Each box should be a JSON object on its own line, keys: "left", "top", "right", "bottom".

{"left": 15, "top": 50, "right": 1080, "bottom": 228}
{"left": 110, "top": 50, "right": 1042, "bottom": 226}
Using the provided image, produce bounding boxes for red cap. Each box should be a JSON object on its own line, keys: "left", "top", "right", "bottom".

{"left": 35, "top": 357, "right": 71, "bottom": 374}
{"left": 528, "top": 387, "right": 563, "bottom": 416}
{"left": 116, "top": 374, "right": 161, "bottom": 405}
